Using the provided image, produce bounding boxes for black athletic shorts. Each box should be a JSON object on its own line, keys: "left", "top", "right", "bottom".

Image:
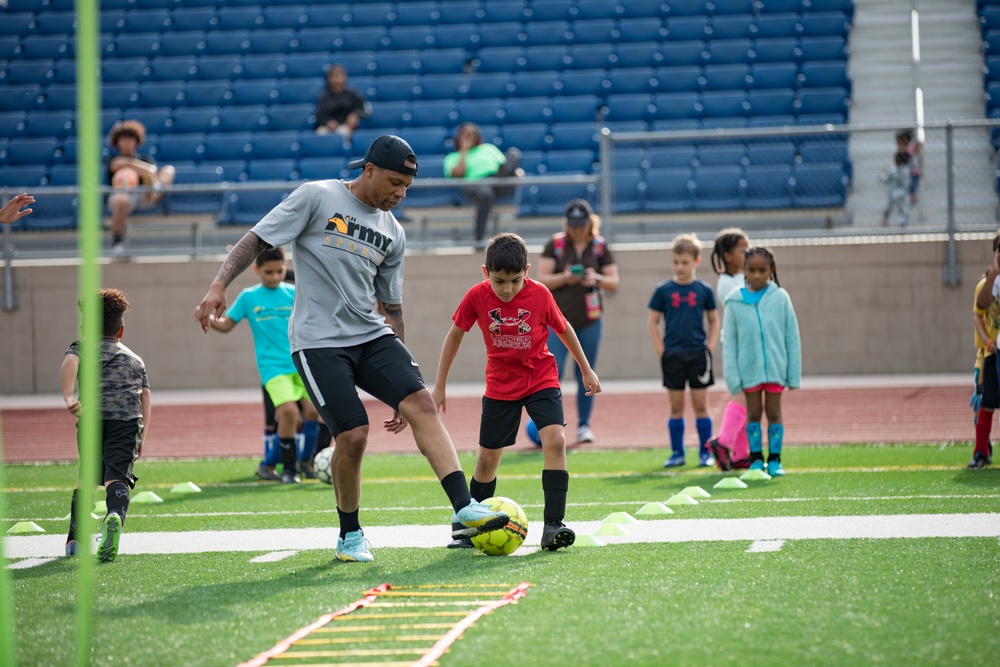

{"left": 985, "top": 353, "right": 999, "bottom": 410}
{"left": 661, "top": 348, "right": 714, "bottom": 390}
{"left": 480, "top": 386, "right": 564, "bottom": 449}
{"left": 78, "top": 418, "right": 141, "bottom": 488}
{"left": 293, "top": 334, "right": 425, "bottom": 438}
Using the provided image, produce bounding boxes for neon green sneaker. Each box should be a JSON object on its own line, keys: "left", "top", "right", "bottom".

{"left": 336, "top": 529, "right": 373, "bottom": 563}
{"left": 97, "top": 513, "right": 122, "bottom": 563}
{"left": 451, "top": 501, "right": 510, "bottom": 538}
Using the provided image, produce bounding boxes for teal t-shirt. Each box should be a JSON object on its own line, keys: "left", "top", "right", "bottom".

{"left": 443, "top": 143, "right": 506, "bottom": 180}
{"left": 226, "top": 282, "right": 296, "bottom": 384}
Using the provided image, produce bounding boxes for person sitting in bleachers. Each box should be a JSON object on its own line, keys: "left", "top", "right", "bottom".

{"left": 313, "top": 64, "right": 372, "bottom": 146}
{"left": 106, "top": 120, "right": 175, "bottom": 259}
{"left": 444, "top": 122, "right": 523, "bottom": 248}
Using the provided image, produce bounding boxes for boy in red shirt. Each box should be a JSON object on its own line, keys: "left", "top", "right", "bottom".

{"left": 433, "top": 233, "right": 602, "bottom": 550}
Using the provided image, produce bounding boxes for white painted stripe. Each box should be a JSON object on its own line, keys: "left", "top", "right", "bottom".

{"left": 250, "top": 550, "right": 298, "bottom": 563}
{"left": 8, "top": 557, "right": 55, "bottom": 570}
{"left": 4, "top": 514, "right": 999, "bottom": 559}
{"left": 746, "top": 540, "right": 785, "bottom": 553}
{"left": 296, "top": 350, "right": 325, "bottom": 408}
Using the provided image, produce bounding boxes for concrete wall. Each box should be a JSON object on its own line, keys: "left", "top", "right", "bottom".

{"left": 0, "top": 237, "right": 985, "bottom": 394}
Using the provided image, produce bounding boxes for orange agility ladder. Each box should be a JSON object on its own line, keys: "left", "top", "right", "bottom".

{"left": 238, "top": 582, "right": 531, "bottom": 667}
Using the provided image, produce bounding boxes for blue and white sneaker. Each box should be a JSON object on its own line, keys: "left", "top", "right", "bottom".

{"left": 749, "top": 459, "right": 766, "bottom": 472}
{"left": 663, "top": 452, "right": 686, "bottom": 468}
{"left": 766, "top": 460, "right": 785, "bottom": 477}
{"left": 698, "top": 450, "right": 714, "bottom": 467}
{"left": 336, "top": 529, "right": 373, "bottom": 563}
{"left": 65, "top": 540, "right": 80, "bottom": 557}
{"left": 451, "top": 501, "right": 510, "bottom": 538}
{"left": 97, "top": 512, "right": 122, "bottom": 563}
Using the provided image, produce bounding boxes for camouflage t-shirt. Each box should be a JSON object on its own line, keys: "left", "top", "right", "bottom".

{"left": 65, "top": 338, "right": 149, "bottom": 421}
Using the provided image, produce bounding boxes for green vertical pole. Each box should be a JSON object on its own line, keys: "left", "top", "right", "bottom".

{"left": 0, "top": 414, "right": 16, "bottom": 665}
{"left": 75, "top": 0, "right": 102, "bottom": 665}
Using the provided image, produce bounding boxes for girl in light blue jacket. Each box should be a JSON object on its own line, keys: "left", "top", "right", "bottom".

{"left": 722, "top": 247, "right": 801, "bottom": 477}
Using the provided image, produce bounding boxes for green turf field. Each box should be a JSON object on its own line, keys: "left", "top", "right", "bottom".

{"left": 4, "top": 444, "right": 999, "bottom": 666}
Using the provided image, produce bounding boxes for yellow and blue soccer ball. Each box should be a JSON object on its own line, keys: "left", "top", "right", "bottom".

{"left": 470, "top": 496, "right": 528, "bottom": 556}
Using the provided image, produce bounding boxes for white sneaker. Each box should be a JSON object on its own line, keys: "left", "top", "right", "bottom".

{"left": 577, "top": 425, "right": 595, "bottom": 443}
{"left": 110, "top": 242, "right": 127, "bottom": 259}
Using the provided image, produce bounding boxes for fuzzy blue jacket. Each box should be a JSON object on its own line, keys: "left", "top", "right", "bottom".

{"left": 722, "top": 283, "right": 802, "bottom": 395}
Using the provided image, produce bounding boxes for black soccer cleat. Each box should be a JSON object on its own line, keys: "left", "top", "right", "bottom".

{"left": 540, "top": 521, "right": 575, "bottom": 551}
{"left": 968, "top": 451, "right": 990, "bottom": 469}
{"left": 708, "top": 438, "right": 732, "bottom": 471}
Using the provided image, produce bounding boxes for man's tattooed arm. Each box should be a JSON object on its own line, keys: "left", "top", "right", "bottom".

{"left": 215, "top": 232, "right": 271, "bottom": 287}
{"left": 379, "top": 300, "right": 405, "bottom": 343}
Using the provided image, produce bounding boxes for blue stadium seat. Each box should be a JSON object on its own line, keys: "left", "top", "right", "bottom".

{"left": 706, "top": 39, "right": 753, "bottom": 65}
{"left": 298, "top": 132, "right": 347, "bottom": 159}
{"left": 103, "top": 57, "right": 151, "bottom": 84}
{"left": 548, "top": 121, "right": 599, "bottom": 151}
{"left": 800, "top": 61, "right": 849, "bottom": 89}
{"left": 0, "top": 37, "right": 20, "bottom": 60}
{"left": 796, "top": 87, "right": 848, "bottom": 119}
{"left": 697, "top": 144, "right": 746, "bottom": 167}
{"left": 420, "top": 49, "right": 469, "bottom": 75}
{"left": 608, "top": 67, "right": 657, "bottom": 94}
{"left": 701, "top": 90, "right": 750, "bottom": 118}
{"left": 561, "top": 69, "right": 612, "bottom": 97}
{"left": 266, "top": 103, "right": 315, "bottom": 132}
{"left": 248, "top": 29, "right": 296, "bottom": 55}
{"left": 41, "top": 84, "right": 76, "bottom": 112}
{"left": 51, "top": 60, "right": 77, "bottom": 84}
{"left": 124, "top": 8, "right": 172, "bottom": 32}
{"left": 653, "top": 65, "right": 704, "bottom": 93}
{"left": 3, "top": 60, "right": 54, "bottom": 86}
{"left": 798, "top": 36, "right": 848, "bottom": 61}
{"left": 138, "top": 81, "right": 184, "bottom": 108}
{"left": 602, "top": 93, "right": 652, "bottom": 123}
{"left": 792, "top": 162, "right": 846, "bottom": 207}
{"left": 983, "top": 6, "right": 1000, "bottom": 33}
{"left": 419, "top": 73, "right": 468, "bottom": 100}
{"left": 252, "top": 131, "right": 300, "bottom": 160}
{"left": 516, "top": 149, "right": 546, "bottom": 173}
{"left": 61, "top": 137, "right": 111, "bottom": 164}
{"left": 644, "top": 167, "right": 695, "bottom": 211}
{"left": 194, "top": 55, "right": 241, "bottom": 81}
{"left": 231, "top": 80, "right": 279, "bottom": 106}
{"left": 481, "top": 0, "right": 526, "bottom": 23}
{"left": 703, "top": 63, "right": 752, "bottom": 90}
{"left": 277, "top": 79, "right": 323, "bottom": 105}
{"left": 577, "top": 0, "right": 626, "bottom": 20}
{"left": 21, "top": 35, "right": 74, "bottom": 60}
{"left": 611, "top": 146, "right": 649, "bottom": 171}
{"left": 262, "top": 5, "right": 308, "bottom": 30}
{"left": 297, "top": 157, "right": 349, "bottom": 180}
{"left": 0, "top": 166, "right": 48, "bottom": 189}
{"left": 712, "top": 14, "right": 756, "bottom": 40}
{"left": 571, "top": 19, "right": 619, "bottom": 45}
{"left": 0, "top": 112, "right": 26, "bottom": 138}
{"left": 569, "top": 43, "right": 616, "bottom": 70}
{"left": 667, "top": 16, "right": 709, "bottom": 41}
{"left": 394, "top": 1, "right": 438, "bottom": 26}
{"left": 755, "top": 13, "right": 802, "bottom": 38}
{"left": 215, "top": 6, "right": 261, "bottom": 30}
{"left": 171, "top": 107, "right": 220, "bottom": 134}
{"left": 753, "top": 38, "right": 802, "bottom": 63}
{"left": 651, "top": 92, "right": 701, "bottom": 121}
{"left": 113, "top": 33, "right": 161, "bottom": 59}
{"left": 102, "top": 10, "right": 127, "bottom": 34}
{"left": 295, "top": 27, "right": 342, "bottom": 53}
{"left": 103, "top": 82, "right": 141, "bottom": 110}
{"left": 525, "top": 20, "right": 572, "bottom": 46}
{"left": 350, "top": 2, "right": 395, "bottom": 27}
{"left": 166, "top": 164, "right": 225, "bottom": 215}
{"left": 500, "top": 123, "right": 550, "bottom": 152}
{"left": 550, "top": 95, "right": 602, "bottom": 123}
{"left": 249, "top": 158, "right": 298, "bottom": 180}
{"left": 751, "top": 62, "right": 798, "bottom": 89}
{"left": 241, "top": 54, "right": 288, "bottom": 80}
{"left": 985, "top": 30, "right": 1000, "bottom": 57}
{"left": 711, "top": 0, "right": 755, "bottom": 14}
{"left": 433, "top": 23, "right": 479, "bottom": 50}
{"left": 815, "top": 0, "right": 854, "bottom": 19}
{"left": 616, "top": 42, "right": 664, "bottom": 69}
{"left": 747, "top": 141, "right": 796, "bottom": 165}
{"left": 305, "top": 5, "right": 351, "bottom": 29}
{"left": 521, "top": 45, "right": 569, "bottom": 72}
{"left": 339, "top": 26, "right": 388, "bottom": 51}
{"left": 523, "top": 182, "right": 596, "bottom": 216}
{"left": 203, "top": 30, "right": 251, "bottom": 56}
{"left": 757, "top": 0, "right": 802, "bottom": 12}
{"left": 327, "top": 52, "right": 378, "bottom": 78}
{"left": 665, "top": 0, "right": 711, "bottom": 16}
{"left": 741, "top": 163, "right": 793, "bottom": 208}
{"left": 798, "top": 139, "right": 849, "bottom": 165}
{"left": 367, "top": 74, "right": 419, "bottom": 101}
{"left": 398, "top": 126, "right": 448, "bottom": 155}
{"left": 649, "top": 144, "right": 697, "bottom": 169}
{"left": 285, "top": 53, "right": 331, "bottom": 80}
{"left": 160, "top": 31, "right": 206, "bottom": 57}
{"left": 800, "top": 12, "right": 850, "bottom": 38}
{"left": 504, "top": 98, "right": 552, "bottom": 125}
{"left": 512, "top": 70, "right": 560, "bottom": 97}
{"left": 477, "top": 22, "right": 525, "bottom": 49}
{"left": 217, "top": 105, "right": 269, "bottom": 132}
{"left": 368, "top": 100, "right": 413, "bottom": 128}
{"left": 748, "top": 88, "right": 796, "bottom": 116}
{"left": 528, "top": 0, "right": 574, "bottom": 22}
{"left": 102, "top": 109, "right": 123, "bottom": 134}
{"left": 154, "top": 133, "right": 205, "bottom": 163}
{"left": 34, "top": 11, "right": 76, "bottom": 35}
{"left": 0, "top": 138, "right": 9, "bottom": 168}
{"left": 546, "top": 149, "right": 595, "bottom": 173}
{"left": 8, "top": 137, "right": 60, "bottom": 166}
{"left": 48, "top": 164, "right": 79, "bottom": 185}
{"left": 620, "top": 17, "right": 667, "bottom": 42}
{"left": 374, "top": 50, "right": 422, "bottom": 76}
{"left": 661, "top": 40, "right": 708, "bottom": 66}
{"left": 0, "top": 13, "right": 34, "bottom": 37}
{"left": 225, "top": 189, "right": 291, "bottom": 225}
{"left": 407, "top": 99, "right": 455, "bottom": 129}
{"left": 23, "top": 191, "right": 78, "bottom": 231}
{"left": 693, "top": 165, "right": 743, "bottom": 210}
{"left": 474, "top": 46, "right": 525, "bottom": 73}
{"left": 170, "top": 7, "right": 217, "bottom": 32}
{"left": 387, "top": 25, "right": 434, "bottom": 51}
{"left": 203, "top": 132, "right": 254, "bottom": 162}
{"left": 25, "top": 110, "right": 74, "bottom": 138}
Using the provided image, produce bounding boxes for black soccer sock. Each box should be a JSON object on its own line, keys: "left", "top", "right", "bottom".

{"left": 105, "top": 481, "right": 130, "bottom": 525}
{"left": 111, "top": 232, "right": 123, "bottom": 246}
{"left": 279, "top": 437, "right": 298, "bottom": 473}
{"left": 542, "top": 469, "right": 569, "bottom": 524}
{"left": 441, "top": 470, "right": 473, "bottom": 513}
{"left": 469, "top": 477, "right": 496, "bottom": 502}
{"left": 67, "top": 488, "right": 79, "bottom": 541}
{"left": 337, "top": 507, "right": 361, "bottom": 539}
{"left": 315, "top": 425, "right": 333, "bottom": 456}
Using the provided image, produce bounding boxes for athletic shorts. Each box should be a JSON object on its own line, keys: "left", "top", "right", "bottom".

{"left": 264, "top": 372, "right": 309, "bottom": 408}
{"left": 661, "top": 348, "right": 714, "bottom": 390}
{"left": 78, "top": 418, "right": 141, "bottom": 489}
{"left": 480, "top": 386, "right": 564, "bottom": 450}
{"left": 293, "top": 334, "right": 425, "bottom": 438}
{"left": 744, "top": 383, "right": 785, "bottom": 393}
{"left": 985, "top": 353, "right": 999, "bottom": 410}
{"left": 261, "top": 385, "right": 276, "bottom": 427}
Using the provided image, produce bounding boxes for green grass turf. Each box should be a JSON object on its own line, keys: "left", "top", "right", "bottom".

{"left": 4, "top": 443, "right": 1000, "bottom": 666}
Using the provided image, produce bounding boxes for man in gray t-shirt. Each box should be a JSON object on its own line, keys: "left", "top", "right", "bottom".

{"left": 195, "top": 135, "right": 509, "bottom": 563}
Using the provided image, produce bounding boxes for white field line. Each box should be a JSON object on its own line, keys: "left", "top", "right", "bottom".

{"left": 6, "top": 514, "right": 1000, "bottom": 562}
{"left": 747, "top": 540, "right": 785, "bottom": 553}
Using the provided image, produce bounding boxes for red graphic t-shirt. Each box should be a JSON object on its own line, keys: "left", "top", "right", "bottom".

{"left": 453, "top": 277, "right": 568, "bottom": 401}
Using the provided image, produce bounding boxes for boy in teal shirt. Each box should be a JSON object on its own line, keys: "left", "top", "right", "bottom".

{"left": 209, "top": 247, "right": 320, "bottom": 483}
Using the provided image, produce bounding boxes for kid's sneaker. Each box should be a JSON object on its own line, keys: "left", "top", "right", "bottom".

{"left": 336, "top": 529, "right": 373, "bottom": 562}
{"left": 749, "top": 459, "right": 766, "bottom": 472}
{"left": 968, "top": 451, "right": 990, "bottom": 469}
{"left": 577, "top": 425, "right": 595, "bottom": 444}
{"left": 255, "top": 464, "right": 281, "bottom": 481}
{"left": 698, "top": 450, "right": 714, "bottom": 467}
{"left": 708, "top": 438, "right": 732, "bottom": 471}
{"left": 97, "top": 512, "right": 122, "bottom": 563}
{"left": 540, "top": 521, "right": 576, "bottom": 551}
{"left": 663, "top": 452, "right": 686, "bottom": 468}
{"left": 451, "top": 501, "right": 510, "bottom": 538}
{"left": 65, "top": 540, "right": 80, "bottom": 557}
{"left": 766, "top": 460, "right": 785, "bottom": 477}
{"left": 281, "top": 470, "right": 301, "bottom": 484}
{"left": 299, "top": 460, "right": 317, "bottom": 480}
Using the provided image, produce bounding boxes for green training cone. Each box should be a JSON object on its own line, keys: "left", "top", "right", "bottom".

{"left": 740, "top": 469, "right": 772, "bottom": 481}
{"left": 680, "top": 486, "right": 711, "bottom": 499}
{"left": 713, "top": 477, "right": 749, "bottom": 489}
{"left": 665, "top": 493, "right": 699, "bottom": 506}
{"left": 7, "top": 521, "right": 45, "bottom": 534}
{"left": 169, "top": 482, "right": 202, "bottom": 494}
{"left": 593, "top": 522, "right": 630, "bottom": 536}
{"left": 132, "top": 491, "right": 164, "bottom": 504}
{"left": 636, "top": 502, "right": 674, "bottom": 516}
{"left": 574, "top": 534, "right": 606, "bottom": 547}
{"left": 601, "top": 512, "right": 639, "bottom": 524}
{"left": 93, "top": 500, "right": 107, "bottom": 514}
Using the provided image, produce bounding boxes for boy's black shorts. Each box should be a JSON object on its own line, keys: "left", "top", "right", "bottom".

{"left": 661, "top": 348, "right": 714, "bottom": 390}
{"left": 480, "top": 386, "right": 564, "bottom": 449}
{"left": 985, "top": 354, "right": 999, "bottom": 410}
{"left": 294, "top": 334, "right": 425, "bottom": 438}
{"left": 78, "top": 418, "right": 141, "bottom": 489}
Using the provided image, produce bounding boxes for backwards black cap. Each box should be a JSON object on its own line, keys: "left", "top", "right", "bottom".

{"left": 347, "top": 135, "right": 418, "bottom": 176}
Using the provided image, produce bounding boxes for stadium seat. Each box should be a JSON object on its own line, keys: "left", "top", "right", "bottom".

{"left": 285, "top": 53, "right": 331, "bottom": 80}
{"left": 481, "top": 0, "right": 526, "bottom": 24}
{"left": 40, "top": 84, "right": 77, "bottom": 112}
{"left": 800, "top": 12, "right": 850, "bottom": 38}
{"left": 51, "top": 61, "right": 77, "bottom": 84}
{"left": 548, "top": 121, "right": 599, "bottom": 151}
{"left": 616, "top": 42, "right": 664, "bottom": 69}
{"left": 793, "top": 162, "right": 847, "bottom": 207}
{"left": 32, "top": 13, "right": 78, "bottom": 36}
{"left": 154, "top": 133, "right": 205, "bottom": 163}
{"left": 217, "top": 105, "right": 268, "bottom": 132}
{"left": 602, "top": 93, "right": 652, "bottom": 123}
{"left": 568, "top": 43, "right": 616, "bottom": 70}
{"left": 504, "top": 98, "right": 553, "bottom": 125}
{"left": 667, "top": 16, "right": 710, "bottom": 41}
{"left": 651, "top": 92, "right": 701, "bottom": 121}
{"left": 798, "top": 140, "right": 849, "bottom": 166}
{"left": 697, "top": 144, "right": 746, "bottom": 167}
{"left": 756, "top": 0, "right": 802, "bottom": 12}
{"left": 165, "top": 164, "right": 225, "bottom": 215}
{"left": 712, "top": 14, "right": 756, "bottom": 39}
{"left": 751, "top": 62, "right": 798, "bottom": 89}
{"left": 577, "top": 0, "right": 626, "bottom": 20}
{"left": 124, "top": 8, "right": 172, "bottom": 32}
{"left": 521, "top": 45, "right": 569, "bottom": 72}
{"left": 246, "top": 159, "right": 298, "bottom": 183}
{"left": 103, "top": 57, "right": 151, "bottom": 84}
{"left": 800, "top": 61, "right": 850, "bottom": 89}
{"left": 523, "top": 182, "right": 596, "bottom": 216}
{"left": 103, "top": 82, "right": 142, "bottom": 111}
{"left": 387, "top": 25, "right": 435, "bottom": 51}
{"left": 796, "top": 87, "right": 848, "bottom": 118}
{"left": 262, "top": 5, "right": 308, "bottom": 30}
{"left": 524, "top": 20, "right": 572, "bottom": 46}
{"left": 620, "top": 17, "right": 667, "bottom": 42}
{"left": 297, "top": 157, "right": 349, "bottom": 180}
{"left": 551, "top": 95, "right": 602, "bottom": 123}
{"left": 171, "top": 107, "right": 220, "bottom": 134}
{"left": 160, "top": 31, "right": 206, "bottom": 57}
{"left": 748, "top": 88, "right": 796, "bottom": 117}
{"left": 572, "top": 19, "right": 619, "bottom": 45}
{"left": 170, "top": 7, "right": 218, "bottom": 32}
{"left": 462, "top": 72, "right": 510, "bottom": 101}
{"left": 561, "top": 69, "right": 612, "bottom": 97}
{"left": 251, "top": 131, "right": 300, "bottom": 160}
{"left": 475, "top": 46, "right": 526, "bottom": 74}
{"left": 266, "top": 103, "right": 315, "bottom": 132}
{"left": 665, "top": 0, "right": 711, "bottom": 16}
{"left": 368, "top": 99, "right": 414, "bottom": 128}
{"left": 0, "top": 12, "right": 34, "bottom": 37}
{"left": 215, "top": 6, "right": 261, "bottom": 30}
{"left": 746, "top": 141, "right": 796, "bottom": 165}
{"left": 703, "top": 63, "right": 752, "bottom": 90}
{"left": 512, "top": 70, "right": 560, "bottom": 97}
{"left": 546, "top": 149, "right": 595, "bottom": 173}
{"left": 661, "top": 41, "right": 708, "bottom": 67}
{"left": 701, "top": 90, "right": 750, "bottom": 118}
{"left": 396, "top": 126, "right": 448, "bottom": 155}
{"left": 137, "top": 81, "right": 183, "bottom": 108}
{"left": 528, "top": 0, "right": 574, "bottom": 22}
{"left": 711, "top": 0, "right": 757, "bottom": 14}
{"left": 644, "top": 167, "right": 695, "bottom": 211}
{"left": 225, "top": 190, "right": 291, "bottom": 225}
{"left": 742, "top": 164, "right": 793, "bottom": 208}
{"left": 0, "top": 37, "right": 20, "bottom": 61}
{"left": 500, "top": 123, "right": 550, "bottom": 152}
{"left": 350, "top": 2, "right": 395, "bottom": 27}
{"left": 799, "top": 36, "right": 846, "bottom": 62}
{"left": 231, "top": 80, "right": 279, "bottom": 106}
{"left": 477, "top": 22, "right": 525, "bottom": 49}
{"left": 706, "top": 39, "right": 753, "bottom": 65}
{"left": 241, "top": 54, "right": 288, "bottom": 81}
{"left": 25, "top": 110, "right": 74, "bottom": 138}
{"left": 649, "top": 144, "right": 697, "bottom": 169}
{"left": 305, "top": 5, "right": 352, "bottom": 29}
{"left": 693, "top": 165, "right": 743, "bottom": 210}
{"left": 394, "top": 1, "right": 439, "bottom": 26}
{"left": 433, "top": 24, "right": 481, "bottom": 50}
{"left": 248, "top": 29, "right": 297, "bottom": 55}
{"left": 608, "top": 67, "right": 658, "bottom": 95}
{"left": 755, "top": 13, "right": 802, "bottom": 39}
{"left": 611, "top": 146, "right": 649, "bottom": 171}
{"left": 203, "top": 30, "right": 250, "bottom": 56}
{"left": 295, "top": 27, "right": 342, "bottom": 53}
{"left": 420, "top": 49, "right": 469, "bottom": 75}
{"left": 112, "top": 33, "right": 161, "bottom": 59}
{"left": 653, "top": 65, "right": 704, "bottom": 93}
{"left": 8, "top": 137, "right": 61, "bottom": 166}
{"left": 0, "top": 166, "right": 48, "bottom": 189}
{"left": 277, "top": 79, "right": 323, "bottom": 105}
{"left": 194, "top": 55, "right": 241, "bottom": 81}
{"left": 297, "top": 132, "right": 347, "bottom": 159}
{"left": 0, "top": 112, "right": 26, "bottom": 138}
{"left": 419, "top": 73, "right": 468, "bottom": 101}
{"left": 752, "top": 38, "right": 802, "bottom": 63}
{"left": 367, "top": 75, "right": 419, "bottom": 102}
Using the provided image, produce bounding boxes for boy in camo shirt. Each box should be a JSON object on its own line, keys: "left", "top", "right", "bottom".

{"left": 62, "top": 288, "right": 150, "bottom": 562}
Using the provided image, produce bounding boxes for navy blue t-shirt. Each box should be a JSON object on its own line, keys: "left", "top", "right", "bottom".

{"left": 648, "top": 278, "right": 717, "bottom": 353}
